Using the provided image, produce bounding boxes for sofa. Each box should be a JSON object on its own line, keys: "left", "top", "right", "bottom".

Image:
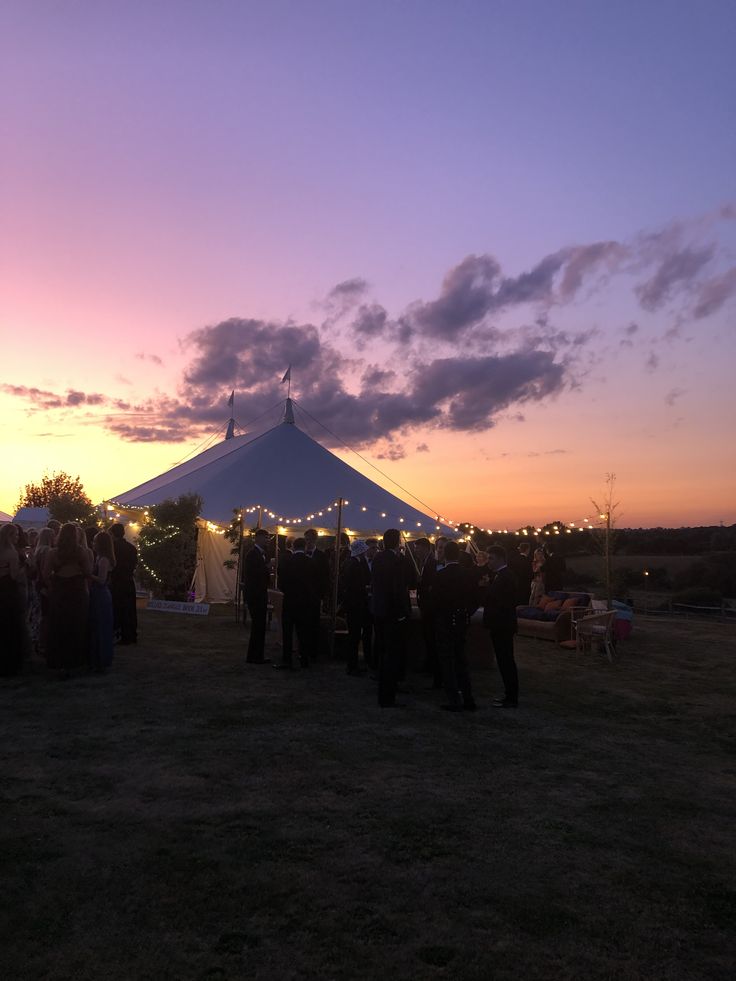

{"left": 516, "top": 591, "right": 591, "bottom": 644}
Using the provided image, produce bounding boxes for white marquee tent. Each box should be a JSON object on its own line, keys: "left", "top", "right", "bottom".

{"left": 110, "top": 400, "right": 457, "bottom": 602}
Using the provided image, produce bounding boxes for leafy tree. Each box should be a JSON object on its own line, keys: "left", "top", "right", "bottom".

{"left": 135, "top": 494, "right": 202, "bottom": 600}
{"left": 18, "top": 471, "right": 96, "bottom": 524}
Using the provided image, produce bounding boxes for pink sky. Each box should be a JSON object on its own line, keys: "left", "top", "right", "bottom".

{"left": 1, "top": 2, "right": 735, "bottom": 527}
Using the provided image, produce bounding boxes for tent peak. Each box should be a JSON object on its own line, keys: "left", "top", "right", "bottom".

{"left": 282, "top": 398, "right": 295, "bottom": 424}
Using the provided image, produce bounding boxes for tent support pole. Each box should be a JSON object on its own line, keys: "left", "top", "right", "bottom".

{"left": 235, "top": 509, "right": 244, "bottom": 623}
{"left": 329, "top": 497, "right": 344, "bottom": 658}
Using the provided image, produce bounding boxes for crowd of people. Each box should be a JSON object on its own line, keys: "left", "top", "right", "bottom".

{"left": 2, "top": 513, "right": 567, "bottom": 711}
{"left": 241, "top": 529, "right": 567, "bottom": 710}
{"left": 0, "top": 520, "right": 138, "bottom": 678}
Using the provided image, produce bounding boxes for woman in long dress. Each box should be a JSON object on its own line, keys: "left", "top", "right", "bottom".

{"left": 89, "top": 531, "right": 115, "bottom": 672}
{"left": 0, "top": 523, "right": 24, "bottom": 676}
{"left": 45, "top": 523, "right": 93, "bottom": 674}
{"left": 28, "top": 528, "right": 55, "bottom": 659}
{"left": 529, "top": 545, "right": 547, "bottom": 605}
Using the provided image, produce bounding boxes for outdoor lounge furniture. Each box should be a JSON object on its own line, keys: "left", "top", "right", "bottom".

{"left": 575, "top": 609, "right": 616, "bottom": 661}
{"left": 516, "top": 591, "right": 592, "bottom": 644}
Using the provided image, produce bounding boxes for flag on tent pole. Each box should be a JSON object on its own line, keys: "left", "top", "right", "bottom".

{"left": 227, "top": 390, "right": 234, "bottom": 408}
{"left": 281, "top": 367, "right": 291, "bottom": 384}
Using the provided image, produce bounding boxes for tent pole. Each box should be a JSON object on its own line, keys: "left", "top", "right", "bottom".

{"left": 235, "top": 509, "right": 244, "bottom": 623}
{"left": 401, "top": 530, "right": 420, "bottom": 578}
{"left": 329, "top": 496, "right": 344, "bottom": 658}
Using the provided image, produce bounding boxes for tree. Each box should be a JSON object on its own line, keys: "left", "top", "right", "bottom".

{"left": 135, "top": 494, "right": 202, "bottom": 600}
{"left": 590, "top": 473, "right": 621, "bottom": 606}
{"left": 18, "top": 472, "right": 96, "bottom": 524}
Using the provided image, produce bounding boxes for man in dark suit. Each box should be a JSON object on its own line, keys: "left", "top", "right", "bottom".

{"left": 243, "top": 528, "right": 271, "bottom": 664}
{"left": 109, "top": 523, "right": 138, "bottom": 645}
{"left": 341, "top": 539, "right": 373, "bottom": 675}
{"left": 414, "top": 538, "right": 441, "bottom": 688}
{"left": 543, "top": 546, "right": 567, "bottom": 592}
{"left": 371, "top": 528, "right": 411, "bottom": 707}
{"left": 278, "top": 537, "right": 320, "bottom": 668}
{"left": 304, "top": 528, "right": 329, "bottom": 654}
{"left": 508, "top": 542, "right": 534, "bottom": 606}
{"left": 482, "top": 544, "right": 519, "bottom": 707}
{"left": 433, "top": 540, "right": 476, "bottom": 711}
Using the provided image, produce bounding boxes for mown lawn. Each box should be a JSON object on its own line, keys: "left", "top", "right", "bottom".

{"left": 1, "top": 612, "right": 735, "bottom": 980}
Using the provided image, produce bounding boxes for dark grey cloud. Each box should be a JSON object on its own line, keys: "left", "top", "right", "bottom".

{"left": 411, "top": 350, "right": 566, "bottom": 430}
{"left": 693, "top": 265, "right": 736, "bottom": 319}
{"left": 416, "top": 442, "right": 430, "bottom": 453}
{"left": 362, "top": 366, "right": 396, "bottom": 387}
{"left": 558, "top": 242, "right": 626, "bottom": 300}
{"left": 136, "top": 352, "right": 164, "bottom": 365}
{"left": 412, "top": 254, "right": 502, "bottom": 338}
{"left": 351, "top": 304, "right": 389, "bottom": 346}
{"left": 184, "top": 318, "right": 322, "bottom": 388}
{"left": 635, "top": 244, "right": 715, "bottom": 311}
{"left": 327, "top": 277, "right": 368, "bottom": 302}
{"left": 409, "top": 242, "right": 627, "bottom": 341}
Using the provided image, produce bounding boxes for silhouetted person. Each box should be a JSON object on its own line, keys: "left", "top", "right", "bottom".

{"left": 277, "top": 538, "right": 320, "bottom": 668}
{"left": 414, "top": 538, "right": 441, "bottom": 688}
{"left": 543, "top": 546, "right": 566, "bottom": 591}
{"left": 109, "top": 523, "right": 138, "bottom": 645}
{"left": 243, "top": 529, "right": 271, "bottom": 664}
{"left": 341, "top": 539, "right": 373, "bottom": 675}
{"left": 371, "top": 528, "right": 411, "bottom": 707}
{"left": 433, "top": 540, "right": 476, "bottom": 711}
{"left": 509, "top": 542, "right": 534, "bottom": 606}
{"left": 482, "top": 545, "right": 519, "bottom": 707}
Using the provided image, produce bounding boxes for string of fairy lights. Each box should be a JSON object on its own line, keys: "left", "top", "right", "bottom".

{"left": 106, "top": 495, "right": 606, "bottom": 544}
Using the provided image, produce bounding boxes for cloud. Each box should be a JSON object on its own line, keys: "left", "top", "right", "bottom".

{"left": 362, "top": 366, "right": 396, "bottom": 387}
{"left": 665, "top": 387, "right": 686, "bottom": 406}
{"left": 351, "top": 304, "right": 389, "bottom": 346}
{"left": 693, "top": 265, "right": 736, "bottom": 319}
{"left": 184, "top": 318, "right": 323, "bottom": 388}
{"left": 411, "top": 254, "right": 502, "bottom": 338}
{"left": 323, "top": 278, "right": 369, "bottom": 323}
{"left": 376, "top": 444, "right": 407, "bottom": 461}
{"left": 411, "top": 349, "right": 567, "bottom": 430}
{"left": 105, "top": 422, "right": 191, "bottom": 442}
{"left": 416, "top": 442, "right": 430, "bottom": 453}
{"left": 635, "top": 244, "right": 715, "bottom": 311}
{"left": 0, "top": 384, "right": 108, "bottom": 410}
{"left": 14, "top": 207, "right": 732, "bottom": 449}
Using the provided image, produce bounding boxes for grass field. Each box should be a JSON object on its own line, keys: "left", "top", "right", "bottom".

{"left": 2, "top": 612, "right": 735, "bottom": 980}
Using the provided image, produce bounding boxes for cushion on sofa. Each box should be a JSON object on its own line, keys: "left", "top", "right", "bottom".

{"left": 516, "top": 605, "right": 546, "bottom": 620}
{"left": 543, "top": 600, "right": 563, "bottom": 613}
{"left": 561, "top": 597, "right": 582, "bottom": 611}
{"left": 547, "top": 591, "right": 570, "bottom": 601}
{"left": 542, "top": 609, "right": 563, "bottom": 621}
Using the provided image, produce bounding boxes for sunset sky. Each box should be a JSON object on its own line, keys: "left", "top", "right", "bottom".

{"left": 2, "top": 1, "right": 735, "bottom": 528}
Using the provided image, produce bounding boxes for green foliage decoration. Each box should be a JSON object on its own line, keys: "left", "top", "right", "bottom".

{"left": 135, "top": 494, "right": 202, "bottom": 600}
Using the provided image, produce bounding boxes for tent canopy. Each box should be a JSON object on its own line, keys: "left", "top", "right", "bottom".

{"left": 13, "top": 506, "right": 51, "bottom": 529}
{"left": 112, "top": 401, "right": 456, "bottom": 537}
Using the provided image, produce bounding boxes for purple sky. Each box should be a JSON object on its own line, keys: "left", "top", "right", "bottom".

{"left": 1, "top": 1, "right": 735, "bottom": 525}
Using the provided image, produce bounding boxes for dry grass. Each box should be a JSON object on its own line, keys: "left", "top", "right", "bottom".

{"left": 2, "top": 612, "right": 735, "bottom": 980}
